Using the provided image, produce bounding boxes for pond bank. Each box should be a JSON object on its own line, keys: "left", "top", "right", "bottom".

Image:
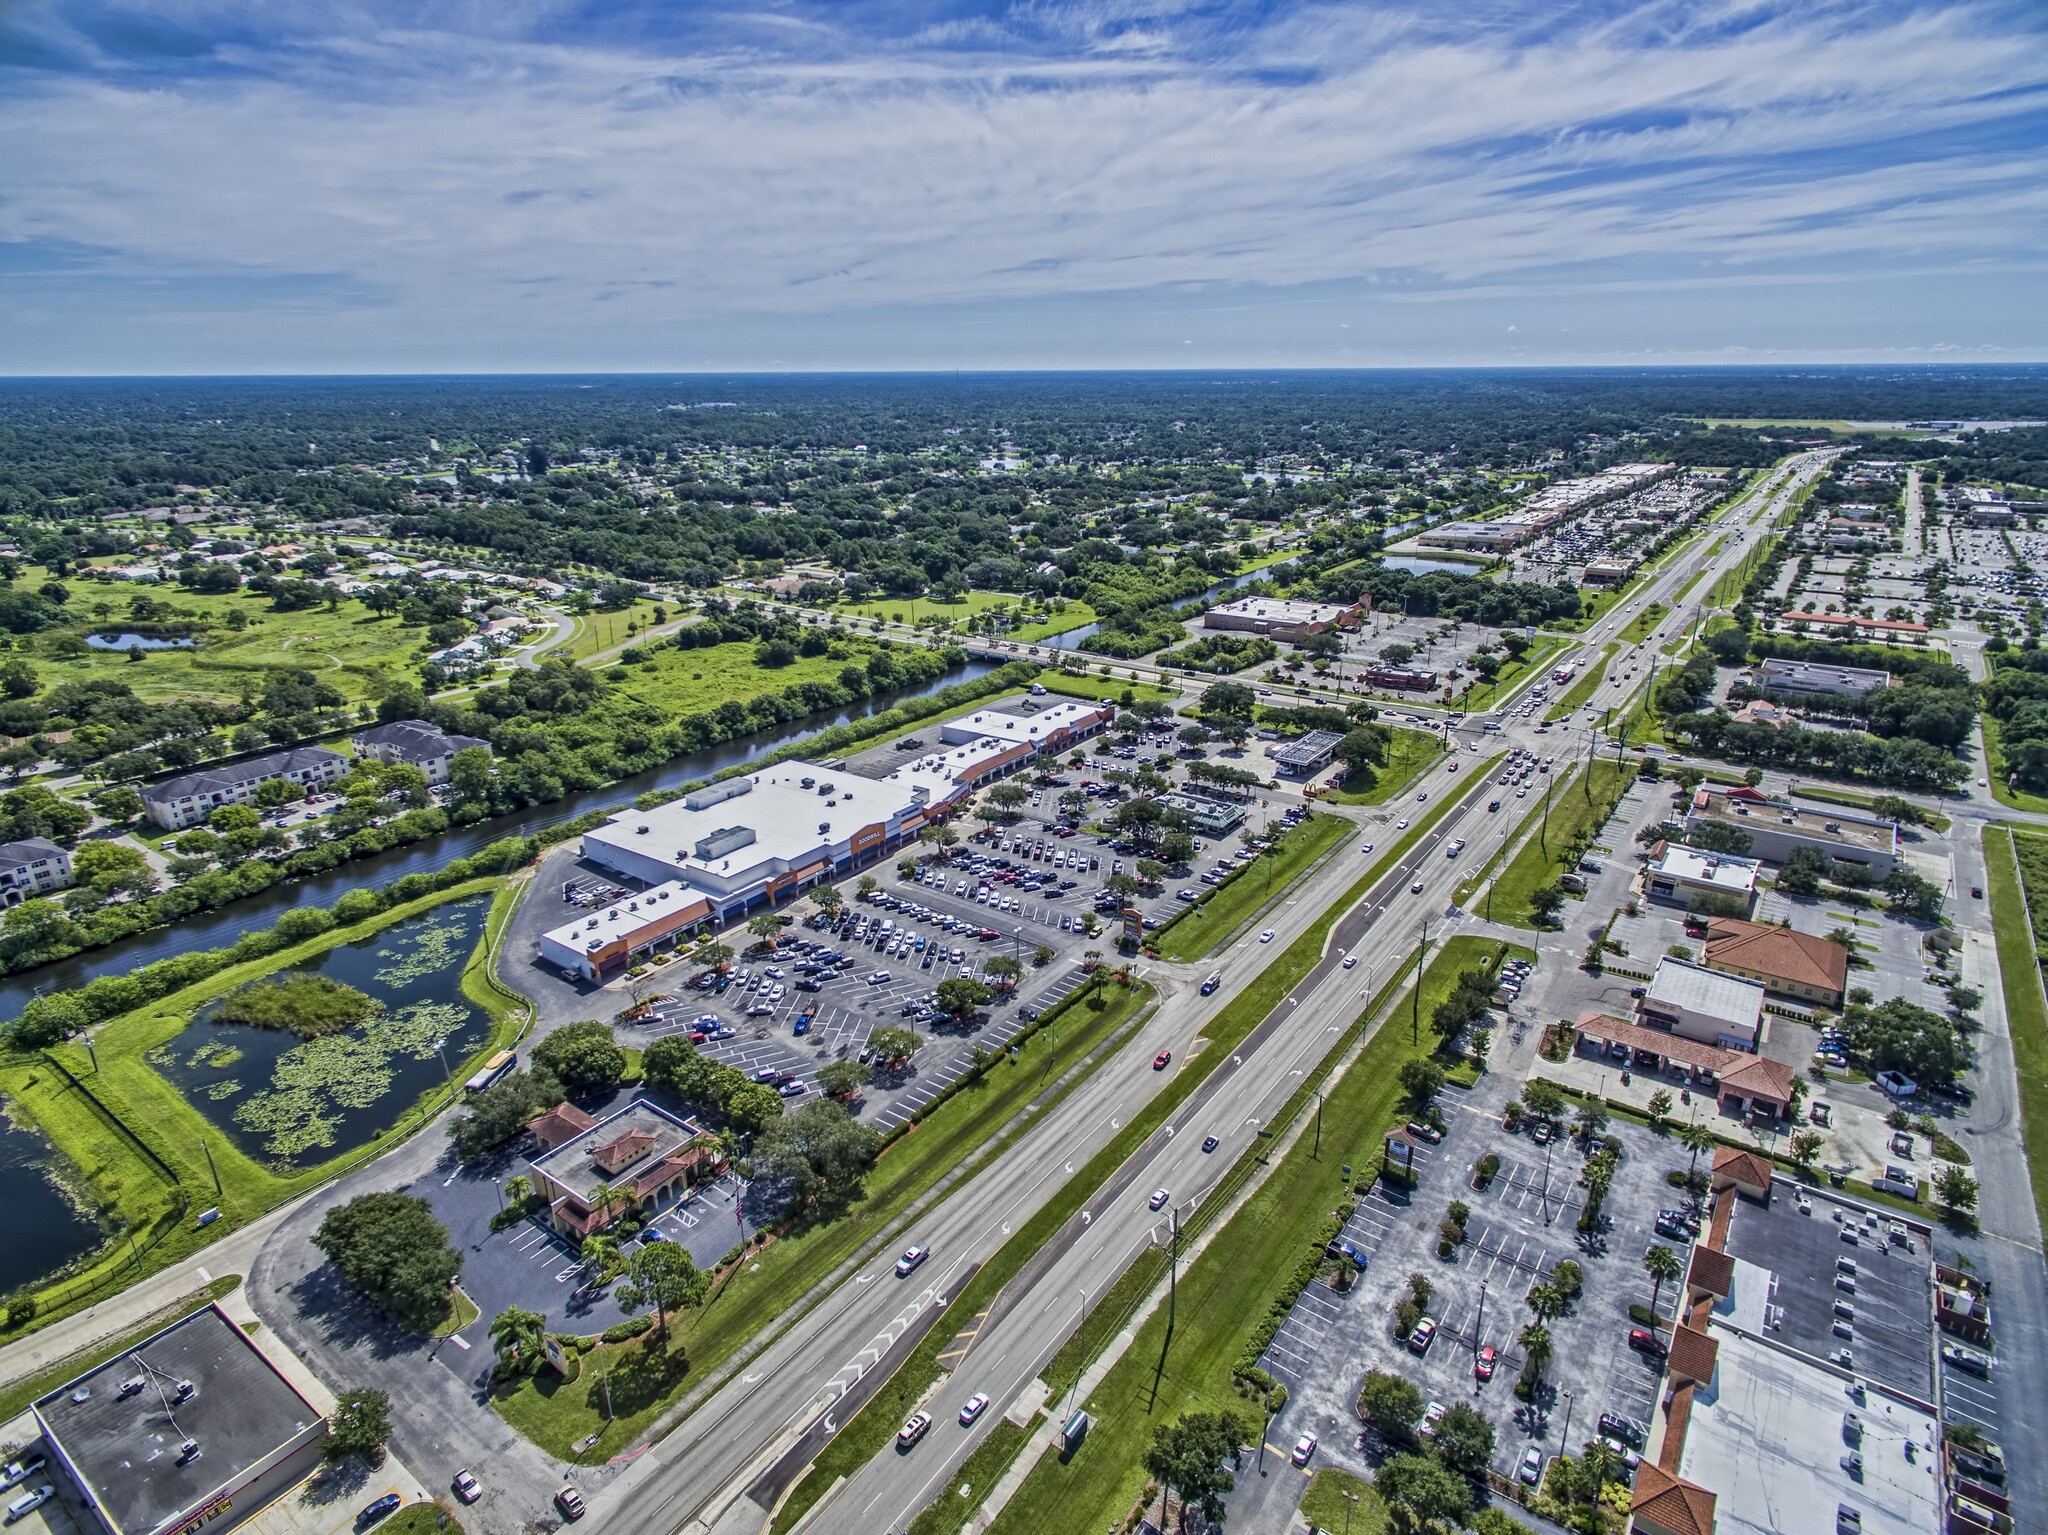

{"left": 0, "top": 878, "right": 522, "bottom": 1324}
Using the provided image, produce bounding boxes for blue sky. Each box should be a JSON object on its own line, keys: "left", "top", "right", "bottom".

{"left": 3, "top": 0, "right": 2045, "bottom": 372}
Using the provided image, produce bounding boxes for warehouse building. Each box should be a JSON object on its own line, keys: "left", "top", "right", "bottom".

{"left": 31, "top": 1303, "right": 326, "bottom": 1535}
{"left": 1200, "top": 596, "right": 1362, "bottom": 643}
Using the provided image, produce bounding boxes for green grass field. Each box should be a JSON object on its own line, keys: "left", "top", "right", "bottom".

{"left": 1316, "top": 726, "right": 1441, "bottom": 805}
{"left": 1485, "top": 759, "right": 1634, "bottom": 927}
{"left": 835, "top": 590, "right": 1100, "bottom": 643}
{"left": 1548, "top": 582, "right": 1635, "bottom": 632}
{"left": 568, "top": 600, "right": 669, "bottom": 661}
{"left": 1546, "top": 644, "right": 1617, "bottom": 720}
{"left": 29, "top": 577, "right": 432, "bottom": 705}
{"left": 1151, "top": 812, "right": 1355, "bottom": 961}
{"left": 987, "top": 936, "right": 1531, "bottom": 1535}
{"left": 494, "top": 980, "right": 1155, "bottom": 1461}
{"left": 1988, "top": 828, "right": 2048, "bottom": 1238}
{"left": 1034, "top": 671, "right": 1178, "bottom": 705}
{"left": 1301, "top": 1470, "right": 1389, "bottom": 1535}
{"left": 618, "top": 637, "right": 873, "bottom": 716}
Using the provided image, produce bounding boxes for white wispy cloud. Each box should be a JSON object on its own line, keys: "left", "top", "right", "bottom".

{"left": 0, "top": 0, "right": 2043, "bottom": 367}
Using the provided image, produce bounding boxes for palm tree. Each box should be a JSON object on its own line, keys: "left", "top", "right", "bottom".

{"left": 1526, "top": 1282, "right": 1566, "bottom": 1324}
{"left": 489, "top": 1305, "right": 546, "bottom": 1376}
{"left": 1643, "top": 1244, "right": 1683, "bottom": 1321}
{"left": 1677, "top": 1120, "right": 1716, "bottom": 1175}
{"left": 503, "top": 1174, "right": 533, "bottom": 1208}
{"left": 1518, "top": 1321, "right": 1552, "bottom": 1386}
{"left": 585, "top": 1181, "right": 618, "bottom": 1230}
{"left": 581, "top": 1233, "right": 622, "bottom": 1285}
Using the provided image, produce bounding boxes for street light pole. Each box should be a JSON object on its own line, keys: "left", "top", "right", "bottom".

{"left": 1412, "top": 917, "right": 1430, "bottom": 1045}
{"left": 1064, "top": 1288, "right": 1088, "bottom": 1417}
{"left": 1558, "top": 1388, "right": 1575, "bottom": 1460}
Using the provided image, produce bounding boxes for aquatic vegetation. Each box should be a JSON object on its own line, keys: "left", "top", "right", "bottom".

{"left": 216, "top": 974, "right": 384, "bottom": 1037}
{"left": 374, "top": 912, "right": 475, "bottom": 987}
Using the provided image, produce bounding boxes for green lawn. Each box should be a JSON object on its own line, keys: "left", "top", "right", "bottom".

{"left": 835, "top": 590, "right": 1100, "bottom": 643}
{"left": 1301, "top": 1469, "right": 1390, "bottom": 1535}
{"left": 1621, "top": 603, "right": 1668, "bottom": 644}
{"left": 1988, "top": 829, "right": 2048, "bottom": 1237}
{"left": 1980, "top": 715, "right": 2048, "bottom": 815}
{"left": 987, "top": 937, "right": 1532, "bottom": 1535}
{"left": 495, "top": 979, "right": 1155, "bottom": 1462}
{"left": 768, "top": 789, "right": 1496, "bottom": 1532}
{"left": 1151, "top": 813, "right": 1355, "bottom": 961}
{"left": 379, "top": 1504, "right": 465, "bottom": 1535}
{"left": 29, "top": 575, "right": 433, "bottom": 704}
{"left": 1548, "top": 582, "right": 1636, "bottom": 633}
{"left": 617, "top": 637, "right": 871, "bottom": 717}
{"left": 567, "top": 600, "right": 670, "bottom": 661}
{"left": 1457, "top": 635, "right": 1571, "bottom": 712}
{"left": 0, "top": 882, "right": 515, "bottom": 1323}
{"left": 1317, "top": 726, "right": 1442, "bottom": 805}
{"left": 1034, "top": 671, "right": 1178, "bottom": 705}
{"left": 1545, "top": 645, "right": 1617, "bottom": 721}
{"left": 1485, "top": 759, "right": 1634, "bottom": 927}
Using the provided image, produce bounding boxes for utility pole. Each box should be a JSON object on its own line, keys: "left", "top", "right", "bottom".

{"left": 1412, "top": 918, "right": 1430, "bottom": 1044}
{"left": 201, "top": 1140, "right": 222, "bottom": 1198}
{"left": 1475, "top": 1279, "right": 1487, "bottom": 1381}
{"left": 1313, "top": 1089, "right": 1324, "bottom": 1160}
{"left": 1168, "top": 1206, "right": 1180, "bottom": 1335}
{"left": 1063, "top": 1288, "right": 1088, "bottom": 1417}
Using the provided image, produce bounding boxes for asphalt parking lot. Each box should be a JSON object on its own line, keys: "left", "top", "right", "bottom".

{"left": 634, "top": 829, "right": 1193, "bottom": 1128}
{"left": 1258, "top": 1087, "right": 1689, "bottom": 1485}
{"left": 411, "top": 1093, "right": 768, "bottom": 1346}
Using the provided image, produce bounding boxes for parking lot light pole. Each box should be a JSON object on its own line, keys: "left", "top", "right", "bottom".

{"left": 1475, "top": 1280, "right": 1487, "bottom": 1378}
{"left": 1340, "top": 1490, "right": 1360, "bottom": 1535}
{"left": 1558, "top": 1388, "right": 1574, "bottom": 1460}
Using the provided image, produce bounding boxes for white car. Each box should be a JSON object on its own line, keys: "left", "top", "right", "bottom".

{"left": 960, "top": 1392, "right": 990, "bottom": 1426}
{"left": 1395, "top": 818, "right": 1409, "bottom": 830}
{"left": 1342, "top": 955, "right": 1357, "bottom": 969}
{"left": 1519, "top": 1447, "right": 1545, "bottom": 1486}
{"left": 1291, "top": 1434, "right": 1317, "bottom": 1466}
{"left": 1149, "top": 1187, "right": 1171, "bottom": 1210}
{"left": 1259, "top": 929, "right": 1276, "bottom": 943}
{"left": 895, "top": 1244, "right": 930, "bottom": 1277}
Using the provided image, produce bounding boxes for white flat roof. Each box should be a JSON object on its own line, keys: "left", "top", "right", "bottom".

{"left": 1680, "top": 1328, "right": 1940, "bottom": 1535}
{"left": 1647, "top": 957, "right": 1766, "bottom": 1028}
{"left": 1204, "top": 596, "right": 1353, "bottom": 623}
{"left": 1652, "top": 846, "right": 1761, "bottom": 893}
{"left": 938, "top": 699, "right": 1108, "bottom": 748}
{"left": 541, "top": 879, "right": 702, "bottom": 954}
{"left": 585, "top": 763, "right": 928, "bottom": 881}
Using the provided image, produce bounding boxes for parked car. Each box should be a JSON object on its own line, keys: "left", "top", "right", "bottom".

{"left": 1518, "top": 1448, "right": 1545, "bottom": 1486}
{"left": 1628, "top": 1327, "right": 1667, "bottom": 1356}
{"left": 451, "top": 1473, "right": 482, "bottom": 1505}
{"left": 1407, "top": 1316, "right": 1438, "bottom": 1354}
{"left": 1291, "top": 1434, "right": 1317, "bottom": 1466}
{"left": 356, "top": 1495, "right": 404, "bottom": 1531}
{"left": 4, "top": 1489, "right": 53, "bottom": 1527}
{"left": 0, "top": 1464, "right": 43, "bottom": 1496}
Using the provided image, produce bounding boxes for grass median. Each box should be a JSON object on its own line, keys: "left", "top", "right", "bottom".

{"left": 1545, "top": 644, "right": 1617, "bottom": 721}
{"left": 1486, "top": 759, "right": 1634, "bottom": 928}
{"left": 1152, "top": 813, "right": 1355, "bottom": 961}
{"left": 987, "top": 936, "right": 1530, "bottom": 1535}
{"left": 905, "top": 1414, "right": 1043, "bottom": 1535}
{"left": 495, "top": 977, "right": 1155, "bottom": 1461}
{"left": 1984, "top": 827, "right": 2048, "bottom": 1236}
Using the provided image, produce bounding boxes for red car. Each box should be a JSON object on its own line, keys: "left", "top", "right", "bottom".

{"left": 1628, "top": 1327, "right": 1667, "bottom": 1357}
{"left": 1153, "top": 1050, "right": 1172, "bottom": 1070}
{"left": 1475, "top": 1345, "right": 1498, "bottom": 1381}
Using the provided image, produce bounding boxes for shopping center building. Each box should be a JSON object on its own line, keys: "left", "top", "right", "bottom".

{"left": 539, "top": 699, "right": 1112, "bottom": 980}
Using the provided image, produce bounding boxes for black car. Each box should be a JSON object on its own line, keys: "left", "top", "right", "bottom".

{"left": 1202, "top": 1135, "right": 1220, "bottom": 1153}
{"left": 356, "top": 1495, "right": 403, "bottom": 1531}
